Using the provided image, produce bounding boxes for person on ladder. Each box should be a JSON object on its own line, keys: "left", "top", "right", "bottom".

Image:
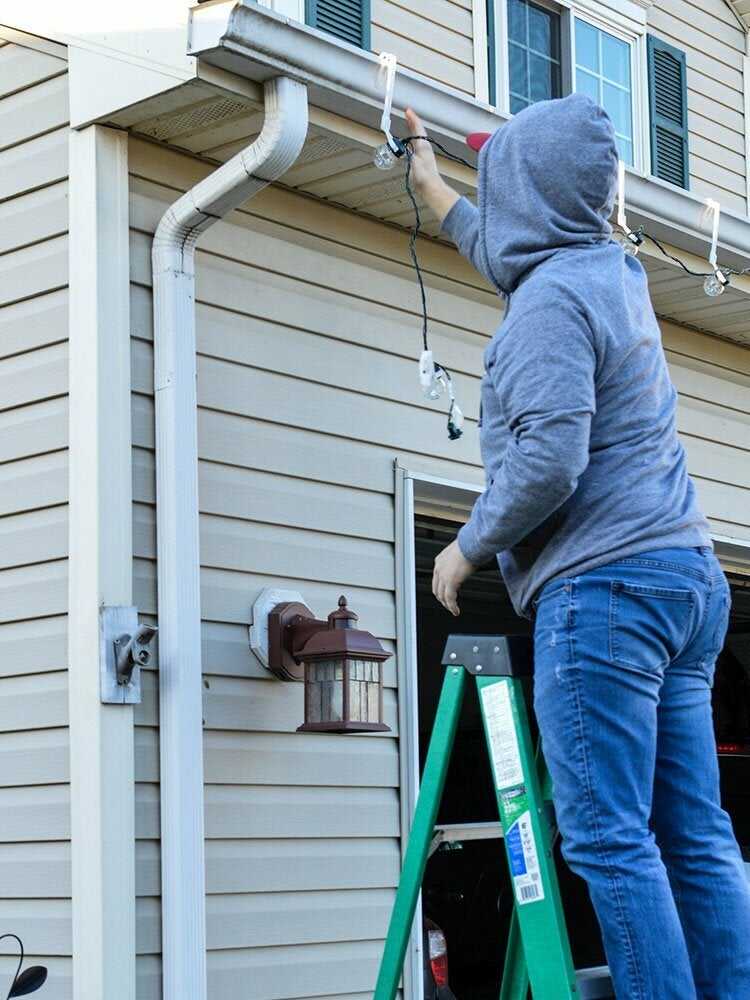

{"left": 407, "top": 93, "right": 750, "bottom": 999}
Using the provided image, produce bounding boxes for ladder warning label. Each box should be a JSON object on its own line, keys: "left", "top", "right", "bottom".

{"left": 506, "top": 810, "right": 545, "bottom": 905}
{"left": 480, "top": 682, "right": 524, "bottom": 789}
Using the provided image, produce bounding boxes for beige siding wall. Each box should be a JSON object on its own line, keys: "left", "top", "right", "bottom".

{"left": 0, "top": 35, "right": 71, "bottom": 998}
{"left": 661, "top": 321, "right": 750, "bottom": 542}
{"left": 370, "top": 0, "right": 476, "bottom": 96}
{"left": 129, "top": 133, "right": 750, "bottom": 998}
{"left": 127, "top": 132, "right": 492, "bottom": 999}
{"left": 648, "top": 0, "right": 747, "bottom": 213}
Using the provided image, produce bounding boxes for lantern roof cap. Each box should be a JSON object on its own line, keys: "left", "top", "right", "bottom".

{"left": 300, "top": 597, "right": 391, "bottom": 662}
{"left": 328, "top": 595, "right": 358, "bottom": 629}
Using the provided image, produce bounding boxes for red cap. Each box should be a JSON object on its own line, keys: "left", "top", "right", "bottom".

{"left": 466, "top": 131, "right": 492, "bottom": 152}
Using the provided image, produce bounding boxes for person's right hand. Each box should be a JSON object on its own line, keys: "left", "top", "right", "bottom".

{"left": 404, "top": 107, "right": 461, "bottom": 223}
{"left": 404, "top": 107, "right": 441, "bottom": 198}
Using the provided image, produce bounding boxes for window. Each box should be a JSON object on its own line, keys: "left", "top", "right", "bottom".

{"left": 490, "top": 0, "right": 654, "bottom": 172}
{"left": 507, "top": 0, "right": 562, "bottom": 114}
{"left": 574, "top": 18, "right": 634, "bottom": 165}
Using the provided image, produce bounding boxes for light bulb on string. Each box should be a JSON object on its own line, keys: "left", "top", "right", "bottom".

{"left": 373, "top": 143, "right": 396, "bottom": 170}
{"left": 614, "top": 227, "right": 644, "bottom": 257}
{"left": 419, "top": 349, "right": 444, "bottom": 400}
{"left": 373, "top": 136, "right": 405, "bottom": 170}
{"left": 704, "top": 269, "right": 729, "bottom": 297}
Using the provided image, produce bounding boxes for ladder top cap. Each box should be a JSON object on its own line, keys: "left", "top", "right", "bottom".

{"left": 440, "top": 634, "right": 534, "bottom": 676}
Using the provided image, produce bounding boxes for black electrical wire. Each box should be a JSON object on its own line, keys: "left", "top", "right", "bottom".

{"left": 399, "top": 134, "right": 477, "bottom": 439}
{"left": 631, "top": 226, "right": 750, "bottom": 282}
{"left": 402, "top": 143, "right": 429, "bottom": 353}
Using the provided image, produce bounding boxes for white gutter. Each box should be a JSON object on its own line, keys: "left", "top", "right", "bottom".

{"left": 151, "top": 74, "right": 308, "bottom": 1000}
{"left": 190, "top": 0, "right": 750, "bottom": 268}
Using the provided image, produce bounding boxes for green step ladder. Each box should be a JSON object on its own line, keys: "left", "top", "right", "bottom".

{"left": 373, "top": 634, "right": 614, "bottom": 1000}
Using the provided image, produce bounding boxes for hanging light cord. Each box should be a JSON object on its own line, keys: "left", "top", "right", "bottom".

{"left": 400, "top": 135, "right": 476, "bottom": 439}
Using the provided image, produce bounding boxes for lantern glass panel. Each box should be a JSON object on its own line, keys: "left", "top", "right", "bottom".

{"left": 306, "top": 658, "right": 344, "bottom": 723}
{"left": 346, "top": 658, "right": 382, "bottom": 724}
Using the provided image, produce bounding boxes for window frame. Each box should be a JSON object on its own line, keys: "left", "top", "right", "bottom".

{"left": 489, "top": 0, "right": 651, "bottom": 174}
{"left": 507, "top": 0, "right": 565, "bottom": 115}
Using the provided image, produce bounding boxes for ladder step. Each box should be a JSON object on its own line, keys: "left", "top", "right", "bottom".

{"left": 575, "top": 965, "right": 614, "bottom": 998}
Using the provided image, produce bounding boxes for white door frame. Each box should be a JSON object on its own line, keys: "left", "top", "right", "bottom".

{"left": 394, "top": 461, "right": 750, "bottom": 999}
{"left": 394, "top": 465, "right": 481, "bottom": 1000}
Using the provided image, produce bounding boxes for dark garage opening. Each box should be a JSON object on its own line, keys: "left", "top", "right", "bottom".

{"left": 414, "top": 516, "right": 750, "bottom": 1000}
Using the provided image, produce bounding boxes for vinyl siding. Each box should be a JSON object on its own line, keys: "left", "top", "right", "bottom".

{"left": 127, "top": 131, "right": 489, "bottom": 999}
{"left": 128, "top": 131, "right": 750, "bottom": 997}
{"left": 647, "top": 0, "right": 748, "bottom": 213}
{"left": 0, "top": 34, "right": 70, "bottom": 998}
{"left": 370, "top": 0, "right": 476, "bottom": 96}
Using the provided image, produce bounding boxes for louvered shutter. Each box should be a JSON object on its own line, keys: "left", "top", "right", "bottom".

{"left": 306, "top": 0, "right": 371, "bottom": 49}
{"left": 647, "top": 34, "right": 689, "bottom": 189}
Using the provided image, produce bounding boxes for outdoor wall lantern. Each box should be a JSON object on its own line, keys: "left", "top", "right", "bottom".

{"left": 251, "top": 591, "right": 391, "bottom": 733}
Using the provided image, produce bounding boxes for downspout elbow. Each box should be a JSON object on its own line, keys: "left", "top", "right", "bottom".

{"left": 152, "top": 75, "right": 308, "bottom": 274}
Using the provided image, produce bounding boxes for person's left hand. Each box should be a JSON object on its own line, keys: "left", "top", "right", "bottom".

{"left": 432, "top": 540, "right": 477, "bottom": 617}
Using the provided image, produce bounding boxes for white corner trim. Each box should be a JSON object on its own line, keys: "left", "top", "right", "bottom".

{"left": 68, "top": 125, "right": 134, "bottom": 1000}
{"left": 472, "top": 0, "right": 490, "bottom": 104}
{"left": 744, "top": 53, "right": 750, "bottom": 217}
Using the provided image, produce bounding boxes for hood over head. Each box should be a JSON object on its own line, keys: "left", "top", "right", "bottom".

{"left": 476, "top": 93, "right": 619, "bottom": 295}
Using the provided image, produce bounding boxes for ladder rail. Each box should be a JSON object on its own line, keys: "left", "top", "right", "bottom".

{"left": 373, "top": 665, "right": 467, "bottom": 1000}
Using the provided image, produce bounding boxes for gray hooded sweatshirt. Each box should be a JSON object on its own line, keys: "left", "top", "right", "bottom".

{"left": 441, "top": 92, "right": 711, "bottom": 618}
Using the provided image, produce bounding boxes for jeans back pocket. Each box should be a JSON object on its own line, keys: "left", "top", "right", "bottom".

{"left": 609, "top": 581, "right": 694, "bottom": 674}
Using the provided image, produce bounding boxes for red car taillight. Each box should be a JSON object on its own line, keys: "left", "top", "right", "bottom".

{"left": 427, "top": 927, "right": 449, "bottom": 987}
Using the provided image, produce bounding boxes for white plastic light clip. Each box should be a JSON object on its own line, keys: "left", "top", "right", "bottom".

{"left": 378, "top": 52, "right": 399, "bottom": 152}
{"left": 704, "top": 198, "right": 721, "bottom": 271}
{"left": 419, "top": 349, "right": 441, "bottom": 399}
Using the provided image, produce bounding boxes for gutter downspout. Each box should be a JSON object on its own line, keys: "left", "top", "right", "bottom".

{"left": 151, "top": 75, "right": 308, "bottom": 1000}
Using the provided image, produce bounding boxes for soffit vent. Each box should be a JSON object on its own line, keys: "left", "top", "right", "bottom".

{"left": 136, "top": 96, "right": 255, "bottom": 144}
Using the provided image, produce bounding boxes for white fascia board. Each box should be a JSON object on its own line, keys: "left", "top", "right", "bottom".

{"left": 68, "top": 45, "right": 191, "bottom": 128}
{"left": 191, "top": 1, "right": 750, "bottom": 267}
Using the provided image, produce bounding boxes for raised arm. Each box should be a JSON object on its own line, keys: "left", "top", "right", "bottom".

{"left": 405, "top": 108, "right": 496, "bottom": 286}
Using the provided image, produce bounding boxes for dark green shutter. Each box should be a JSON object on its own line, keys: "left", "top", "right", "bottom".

{"left": 647, "top": 34, "right": 689, "bottom": 189}
{"left": 306, "top": 0, "right": 371, "bottom": 49}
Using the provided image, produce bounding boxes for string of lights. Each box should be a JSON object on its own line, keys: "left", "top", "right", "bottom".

{"left": 614, "top": 225, "right": 750, "bottom": 296}
{"left": 373, "top": 52, "right": 749, "bottom": 440}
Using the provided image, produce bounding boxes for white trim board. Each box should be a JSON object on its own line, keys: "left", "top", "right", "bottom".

{"left": 472, "top": 0, "right": 491, "bottom": 104}
{"left": 68, "top": 125, "right": 135, "bottom": 1000}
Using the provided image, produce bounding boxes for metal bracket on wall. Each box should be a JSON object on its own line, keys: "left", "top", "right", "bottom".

{"left": 100, "top": 605, "right": 156, "bottom": 704}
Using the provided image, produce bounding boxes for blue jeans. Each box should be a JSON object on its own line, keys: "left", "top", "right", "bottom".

{"left": 532, "top": 546, "right": 750, "bottom": 999}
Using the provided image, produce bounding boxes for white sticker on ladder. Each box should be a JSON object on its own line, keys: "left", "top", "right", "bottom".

{"left": 480, "top": 682, "right": 524, "bottom": 789}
